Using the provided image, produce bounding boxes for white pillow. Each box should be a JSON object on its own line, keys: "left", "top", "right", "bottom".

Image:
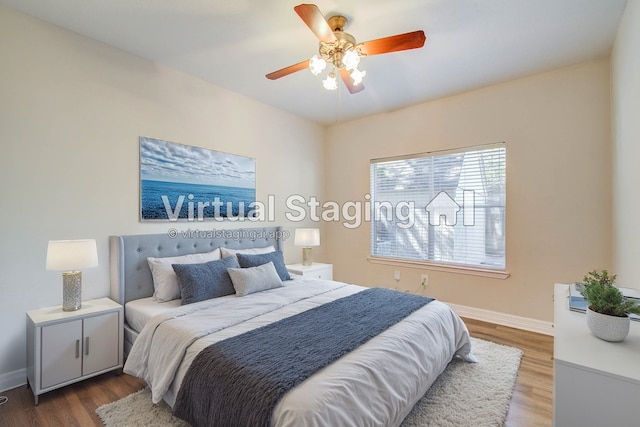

{"left": 220, "top": 245, "right": 275, "bottom": 259}
{"left": 227, "top": 262, "right": 283, "bottom": 297}
{"left": 147, "top": 248, "right": 221, "bottom": 301}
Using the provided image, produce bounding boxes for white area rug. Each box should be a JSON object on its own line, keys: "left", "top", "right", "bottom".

{"left": 97, "top": 337, "right": 522, "bottom": 427}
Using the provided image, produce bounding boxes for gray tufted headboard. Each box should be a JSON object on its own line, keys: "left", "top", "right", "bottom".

{"left": 109, "top": 226, "right": 285, "bottom": 307}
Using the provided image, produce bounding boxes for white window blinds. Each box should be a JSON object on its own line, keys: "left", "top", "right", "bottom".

{"left": 370, "top": 144, "right": 506, "bottom": 269}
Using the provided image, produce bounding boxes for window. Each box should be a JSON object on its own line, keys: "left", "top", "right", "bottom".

{"left": 369, "top": 143, "right": 506, "bottom": 271}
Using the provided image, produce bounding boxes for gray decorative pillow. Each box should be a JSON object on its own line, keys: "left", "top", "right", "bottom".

{"left": 227, "top": 262, "right": 283, "bottom": 297}
{"left": 172, "top": 256, "right": 239, "bottom": 305}
{"left": 236, "top": 251, "right": 291, "bottom": 281}
{"left": 147, "top": 248, "right": 221, "bottom": 302}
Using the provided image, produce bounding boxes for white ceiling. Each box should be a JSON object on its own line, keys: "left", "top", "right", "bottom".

{"left": 1, "top": 0, "right": 628, "bottom": 125}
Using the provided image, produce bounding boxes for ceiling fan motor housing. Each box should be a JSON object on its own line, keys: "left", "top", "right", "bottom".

{"left": 318, "top": 16, "right": 358, "bottom": 69}
{"left": 319, "top": 30, "right": 357, "bottom": 68}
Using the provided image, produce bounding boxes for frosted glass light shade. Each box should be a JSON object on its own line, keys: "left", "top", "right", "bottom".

{"left": 309, "top": 55, "right": 327, "bottom": 76}
{"left": 322, "top": 72, "right": 338, "bottom": 91}
{"left": 294, "top": 229, "right": 320, "bottom": 247}
{"left": 350, "top": 68, "right": 367, "bottom": 85}
{"left": 46, "top": 239, "right": 98, "bottom": 271}
{"left": 342, "top": 49, "right": 360, "bottom": 71}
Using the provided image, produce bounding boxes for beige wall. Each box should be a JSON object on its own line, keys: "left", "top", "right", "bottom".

{"left": 0, "top": 6, "right": 325, "bottom": 381}
{"left": 325, "top": 60, "right": 612, "bottom": 323}
{"left": 612, "top": 0, "right": 640, "bottom": 288}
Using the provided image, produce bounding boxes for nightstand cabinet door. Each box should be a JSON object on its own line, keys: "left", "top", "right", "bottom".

{"left": 83, "top": 312, "right": 119, "bottom": 376}
{"left": 41, "top": 319, "right": 82, "bottom": 389}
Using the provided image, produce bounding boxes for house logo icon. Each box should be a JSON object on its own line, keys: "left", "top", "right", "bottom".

{"left": 425, "top": 190, "right": 475, "bottom": 226}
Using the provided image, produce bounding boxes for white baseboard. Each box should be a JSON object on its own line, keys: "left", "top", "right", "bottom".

{"left": 446, "top": 302, "right": 554, "bottom": 336}
{"left": 0, "top": 368, "right": 27, "bottom": 393}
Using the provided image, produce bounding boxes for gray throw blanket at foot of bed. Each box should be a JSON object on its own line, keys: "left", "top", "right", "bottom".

{"left": 173, "top": 287, "right": 434, "bottom": 427}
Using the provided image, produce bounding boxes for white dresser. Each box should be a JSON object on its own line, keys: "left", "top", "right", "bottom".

{"left": 553, "top": 283, "right": 640, "bottom": 426}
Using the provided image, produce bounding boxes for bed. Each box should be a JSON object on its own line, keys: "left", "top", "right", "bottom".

{"left": 110, "top": 226, "right": 474, "bottom": 427}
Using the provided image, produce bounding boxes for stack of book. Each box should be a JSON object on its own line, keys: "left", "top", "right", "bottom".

{"left": 569, "top": 283, "right": 640, "bottom": 322}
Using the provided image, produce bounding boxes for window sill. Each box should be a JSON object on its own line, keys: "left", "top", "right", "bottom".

{"left": 367, "top": 256, "right": 510, "bottom": 279}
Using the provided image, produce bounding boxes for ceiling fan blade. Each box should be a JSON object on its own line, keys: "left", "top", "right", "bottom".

{"left": 340, "top": 68, "right": 365, "bottom": 94}
{"left": 358, "top": 31, "right": 426, "bottom": 56}
{"left": 266, "top": 59, "right": 310, "bottom": 80}
{"left": 294, "top": 4, "right": 337, "bottom": 43}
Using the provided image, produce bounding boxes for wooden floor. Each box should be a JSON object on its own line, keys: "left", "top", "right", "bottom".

{"left": 0, "top": 318, "right": 553, "bottom": 427}
{"left": 464, "top": 318, "right": 554, "bottom": 427}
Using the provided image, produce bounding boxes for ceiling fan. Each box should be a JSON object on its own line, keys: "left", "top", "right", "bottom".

{"left": 266, "top": 4, "right": 426, "bottom": 94}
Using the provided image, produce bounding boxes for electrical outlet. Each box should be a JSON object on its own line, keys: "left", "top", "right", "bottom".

{"left": 394, "top": 271, "right": 401, "bottom": 281}
{"left": 421, "top": 274, "right": 429, "bottom": 286}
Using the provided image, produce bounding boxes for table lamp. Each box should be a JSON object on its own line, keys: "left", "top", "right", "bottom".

{"left": 46, "top": 239, "right": 98, "bottom": 311}
{"left": 294, "top": 228, "right": 320, "bottom": 266}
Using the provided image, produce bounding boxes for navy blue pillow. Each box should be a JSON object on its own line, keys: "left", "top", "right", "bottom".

{"left": 236, "top": 251, "right": 291, "bottom": 281}
{"left": 172, "top": 256, "right": 239, "bottom": 305}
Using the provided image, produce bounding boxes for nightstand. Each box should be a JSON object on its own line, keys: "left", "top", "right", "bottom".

{"left": 26, "top": 297, "right": 123, "bottom": 405}
{"left": 286, "top": 263, "right": 333, "bottom": 280}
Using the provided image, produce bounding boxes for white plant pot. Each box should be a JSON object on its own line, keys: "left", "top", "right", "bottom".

{"left": 586, "top": 307, "right": 630, "bottom": 342}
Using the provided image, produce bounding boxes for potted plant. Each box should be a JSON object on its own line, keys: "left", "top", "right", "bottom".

{"left": 577, "top": 270, "right": 640, "bottom": 342}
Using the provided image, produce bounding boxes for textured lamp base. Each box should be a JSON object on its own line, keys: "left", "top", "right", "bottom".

{"left": 302, "top": 247, "right": 313, "bottom": 266}
{"left": 62, "top": 271, "right": 82, "bottom": 311}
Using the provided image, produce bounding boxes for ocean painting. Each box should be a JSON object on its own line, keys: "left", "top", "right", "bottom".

{"left": 140, "top": 137, "right": 256, "bottom": 221}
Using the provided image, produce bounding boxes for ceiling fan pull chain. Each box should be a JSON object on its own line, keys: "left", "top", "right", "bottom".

{"left": 336, "top": 77, "right": 342, "bottom": 123}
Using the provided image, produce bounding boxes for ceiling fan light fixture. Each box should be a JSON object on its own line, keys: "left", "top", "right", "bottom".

{"left": 350, "top": 68, "right": 366, "bottom": 86}
{"left": 309, "top": 54, "right": 327, "bottom": 76}
{"left": 322, "top": 71, "right": 338, "bottom": 90}
{"left": 342, "top": 49, "right": 360, "bottom": 71}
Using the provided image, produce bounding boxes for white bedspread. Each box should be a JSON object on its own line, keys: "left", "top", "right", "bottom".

{"left": 124, "top": 279, "right": 474, "bottom": 427}
{"left": 125, "top": 296, "right": 183, "bottom": 333}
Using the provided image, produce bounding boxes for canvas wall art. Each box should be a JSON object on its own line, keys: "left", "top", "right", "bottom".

{"left": 140, "top": 137, "right": 256, "bottom": 221}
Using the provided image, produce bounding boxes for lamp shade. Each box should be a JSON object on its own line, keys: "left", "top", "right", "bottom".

{"left": 46, "top": 239, "right": 98, "bottom": 271}
{"left": 294, "top": 229, "right": 320, "bottom": 247}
